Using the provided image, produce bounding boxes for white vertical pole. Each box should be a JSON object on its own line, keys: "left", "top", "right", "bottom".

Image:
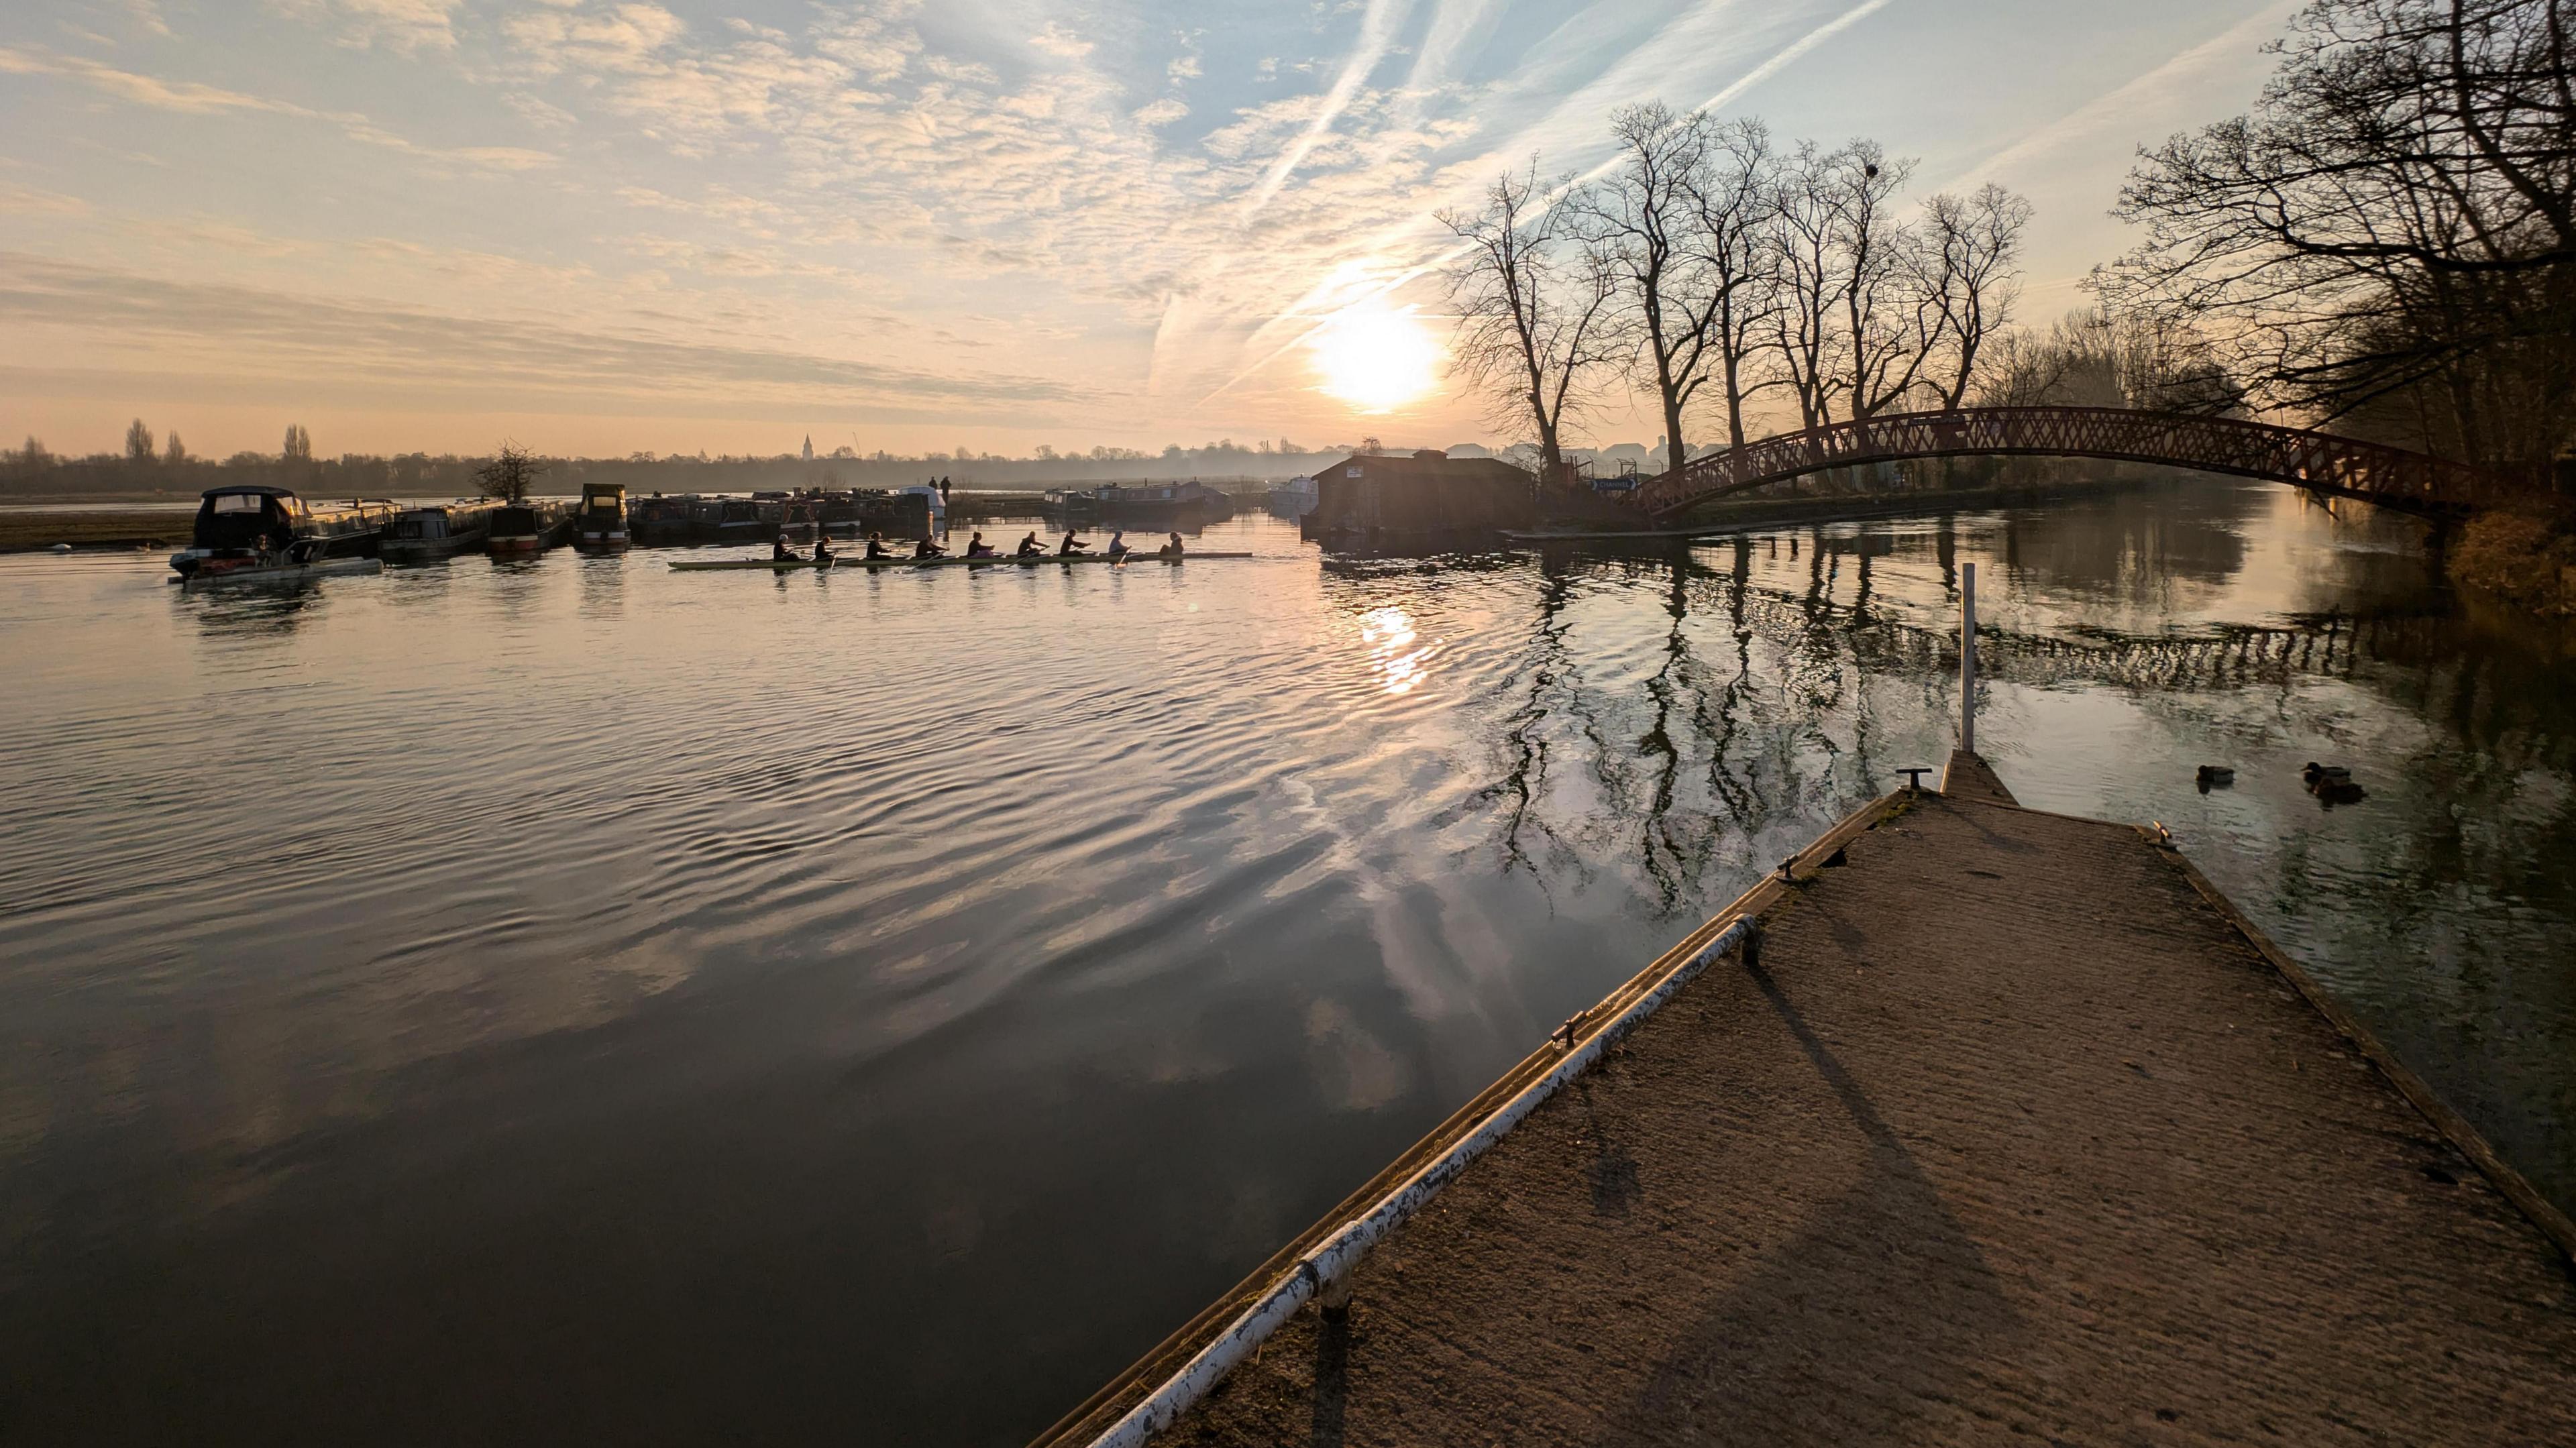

{"left": 1960, "top": 561, "right": 1978, "bottom": 756}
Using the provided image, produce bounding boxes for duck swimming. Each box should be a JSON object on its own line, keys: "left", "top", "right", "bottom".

{"left": 2302, "top": 762, "right": 2367, "bottom": 806}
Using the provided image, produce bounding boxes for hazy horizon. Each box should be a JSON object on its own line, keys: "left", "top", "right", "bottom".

{"left": 4, "top": 0, "right": 2294, "bottom": 459}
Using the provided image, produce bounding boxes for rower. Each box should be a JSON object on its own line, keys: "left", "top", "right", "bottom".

{"left": 964, "top": 531, "right": 997, "bottom": 557}
{"left": 772, "top": 532, "right": 797, "bottom": 561}
{"left": 1014, "top": 531, "right": 1045, "bottom": 558}
{"left": 812, "top": 532, "right": 835, "bottom": 565}
{"left": 863, "top": 531, "right": 894, "bottom": 560}
{"left": 1107, "top": 529, "right": 1132, "bottom": 559}
{"left": 1058, "top": 529, "right": 1091, "bottom": 556}
{"left": 913, "top": 533, "right": 949, "bottom": 560}
{"left": 1157, "top": 531, "right": 1184, "bottom": 559}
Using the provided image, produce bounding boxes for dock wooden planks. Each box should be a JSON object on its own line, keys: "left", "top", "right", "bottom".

{"left": 1042, "top": 769, "right": 2576, "bottom": 1447}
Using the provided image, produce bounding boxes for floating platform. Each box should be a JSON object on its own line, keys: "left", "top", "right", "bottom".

{"left": 667, "top": 551, "right": 1254, "bottom": 572}
{"left": 1039, "top": 760, "right": 2576, "bottom": 1447}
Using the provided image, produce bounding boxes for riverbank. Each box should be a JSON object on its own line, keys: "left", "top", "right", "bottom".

{"left": 0, "top": 508, "right": 186, "bottom": 552}
{"left": 2451, "top": 502, "right": 2576, "bottom": 616}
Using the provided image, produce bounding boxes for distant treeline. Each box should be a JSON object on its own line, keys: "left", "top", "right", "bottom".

{"left": 0, "top": 428, "right": 1595, "bottom": 500}
{"left": 0, "top": 427, "right": 1717, "bottom": 500}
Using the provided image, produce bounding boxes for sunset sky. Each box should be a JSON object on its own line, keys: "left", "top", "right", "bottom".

{"left": 1, "top": 0, "right": 2296, "bottom": 459}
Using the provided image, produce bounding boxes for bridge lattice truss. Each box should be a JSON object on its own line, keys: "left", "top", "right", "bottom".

{"left": 1626, "top": 406, "right": 2496, "bottom": 518}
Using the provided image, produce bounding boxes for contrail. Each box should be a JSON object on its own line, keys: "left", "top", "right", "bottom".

{"left": 1242, "top": 0, "right": 1415, "bottom": 215}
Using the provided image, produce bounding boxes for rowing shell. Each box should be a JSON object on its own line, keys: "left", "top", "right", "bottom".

{"left": 668, "top": 551, "right": 1256, "bottom": 572}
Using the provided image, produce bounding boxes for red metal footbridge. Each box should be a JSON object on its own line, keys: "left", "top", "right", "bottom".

{"left": 1625, "top": 406, "right": 2498, "bottom": 519}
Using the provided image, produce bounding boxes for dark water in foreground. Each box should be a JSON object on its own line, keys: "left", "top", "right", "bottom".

{"left": 3, "top": 483, "right": 2571, "bottom": 1445}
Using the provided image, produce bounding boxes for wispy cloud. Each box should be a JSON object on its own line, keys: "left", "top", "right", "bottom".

{"left": 1937, "top": 0, "right": 2300, "bottom": 194}
{"left": 0, "top": 45, "right": 554, "bottom": 169}
{"left": 1243, "top": 0, "right": 1413, "bottom": 213}
{"left": 270, "top": 0, "right": 464, "bottom": 54}
{"left": 0, "top": 250, "right": 1098, "bottom": 408}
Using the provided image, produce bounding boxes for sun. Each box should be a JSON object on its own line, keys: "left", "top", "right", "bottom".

{"left": 1309, "top": 297, "right": 1440, "bottom": 412}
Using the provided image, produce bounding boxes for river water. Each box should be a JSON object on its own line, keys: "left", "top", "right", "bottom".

{"left": 3, "top": 480, "right": 2569, "bottom": 1445}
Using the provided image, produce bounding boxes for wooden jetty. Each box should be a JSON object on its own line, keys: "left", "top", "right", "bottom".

{"left": 1036, "top": 755, "right": 2576, "bottom": 1447}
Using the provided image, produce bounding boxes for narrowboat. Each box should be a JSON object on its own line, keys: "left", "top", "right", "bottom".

{"left": 167, "top": 485, "right": 400, "bottom": 582}
{"left": 576, "top": 482, "right": 629, "bottom": 552}
{"left": 487, "top": 499, "right": 575, "bottom": 557}
{"left": 631, "top": 492, "right": 710, "bottom": 545}
{"left": 712, "top": 497, "right": 779, "bottom": 541}
{"left": 381, "top": 500, "right": 500, "bottom": 562}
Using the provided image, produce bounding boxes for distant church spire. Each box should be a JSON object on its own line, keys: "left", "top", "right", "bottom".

{"left": 802, "top": 435, "right": 814, "bottom": 461}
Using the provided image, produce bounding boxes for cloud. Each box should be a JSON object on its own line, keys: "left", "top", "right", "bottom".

{"left": 1028, "top": 23, "right": 1092, "bottom": 59}
{"left": 0, "top": 45, "right": 554, "bottom": 170}
{"left": 0, "top": 251, "right": 1097, "bottom": 410}
{"left": 270, "top": 0, "right": 465, "bottom": 53}
{"left": 502, "top": 1, "right": 688, "bottom": 76}
{"left": 1133, "top": 97, "right": 1188, "bottom": 127}
{"left": 1937, "top": 0, "right": 2302, "bottom": 194}
{"left": 1244, "top": 0, "right": 1414, "bottom": 213}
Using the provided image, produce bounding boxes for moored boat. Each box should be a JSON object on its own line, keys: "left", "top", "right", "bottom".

{"left": 1267, "top": 474, "right": 1318, "bottom": 518}
{"left": 488, "top": 499, "right": 575, "bottom": 557}
{"left": 1057, "top": 480, "right": 1236, "bottom": 523}
{"left": 575, "top": 482, "right": 629, "bottom": 552}
{"left": 167, "top": 485, "right": 400, "bottom": 581}
{"left": 631, "top": 492, "right": 710, "bottom": 545}
{"left": 381, "top": 500, "right": 500, "bottom": 562}
{"left": 176, "top": 556, "right": 384, "bottom": 589}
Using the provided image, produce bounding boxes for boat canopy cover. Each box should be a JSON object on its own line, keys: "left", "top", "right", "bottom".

{"left": 201, "top": 484, "right": 301, "bottom": 500}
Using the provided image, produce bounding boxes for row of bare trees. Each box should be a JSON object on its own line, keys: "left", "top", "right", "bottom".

{"left": 1441, "top": 104, "right": 2034, "bottom": 478}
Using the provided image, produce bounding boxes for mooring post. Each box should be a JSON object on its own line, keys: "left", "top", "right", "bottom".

{"left": 1960, "top": 561, "right": 1978, "bottom": 755}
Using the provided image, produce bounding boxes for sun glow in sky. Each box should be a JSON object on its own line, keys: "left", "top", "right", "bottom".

{"left": 1311, "top": 298, "right": 1443, "bottom": 413}
{"left": 0, "top": 0, "right": 2300, "bottom": 457}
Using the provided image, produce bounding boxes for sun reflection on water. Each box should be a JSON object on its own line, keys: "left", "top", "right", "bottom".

{"left": 1359, "top": 604, "right": 1434, "bottom": 694}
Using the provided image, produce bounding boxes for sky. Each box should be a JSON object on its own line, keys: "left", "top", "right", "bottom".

{"left": 0, "top": 0, "right": 2302, "bottom": 460}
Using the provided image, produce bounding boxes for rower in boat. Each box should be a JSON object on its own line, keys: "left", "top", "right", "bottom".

{"left": 863, "top": 531, "right": 894, "bottom": 560}
{"left": 812, "top": 533, "right": 836, "bottom": 565}
{"left": 964, "top": 531, "right": 997, "bottom": 558}
{"left": 1157, "top": 531, "right": 1185, "bottom": 559}
{"left": 1015, "top": 531, "right": 1046, "bottom": 558}
{"left": 1107, "top": 529, "right": 1132, "bottom": 560}
{"left": 1058, "top": 528, "right": 1091, "bottom": 556}
{"left": 772, "top": 533, "right": 798, "bottom": 562}
{"left": 913, "top": 533, "right": 949, "bottom": 560}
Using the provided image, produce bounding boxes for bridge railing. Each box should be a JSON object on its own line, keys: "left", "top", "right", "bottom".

{"left": 1627, "top": 406, "right": 2502, "bottom": 518}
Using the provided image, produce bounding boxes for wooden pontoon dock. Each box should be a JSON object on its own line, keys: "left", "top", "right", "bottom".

{"left": 1037, "top": 755, "right": 2576, "bottom": 1447}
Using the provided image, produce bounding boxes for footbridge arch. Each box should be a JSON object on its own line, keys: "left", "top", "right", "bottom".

{"left": 1626, "top": 406, "right": 2498, "bottom": 520}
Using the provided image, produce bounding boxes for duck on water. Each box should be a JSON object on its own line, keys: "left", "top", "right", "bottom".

{"left": 166, "top": 485, "right": 398, "bottom": 586}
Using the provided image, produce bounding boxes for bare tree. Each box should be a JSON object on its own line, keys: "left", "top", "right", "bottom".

{"left": 1829, "top": 143, "right": 1941, "bottom": 420}
{"left": 1971, "top": 327, "right": 2076, "bottom": 408}
{"left": 476, "top": 441, "right": 547, "bottom": 504}
{"left": 1439, "top": 161, "right": 1619, "bottom": 480}
{"left": 282, "top": 424, "right": 313, "bottom": 464}
{"left": 2098, "top": 0, "right": 2576, "bottom": 462}
{"left": 125, "top": 419, "right": 155, "bottom": 465}
{"left": 1681, "top": 118, "right": 1785, "bottom": 449}
{"left": 1922, "top": 183, "right": 2033, "bottom": 408}
{"left": 1579, "top": 102, "right": 1721, "bottom": 472}
{"left": 164, "top": 431, "right": 188, "bottom": 466}
{"left": 1763, "top": 140, "right": 1848, "bottom": 429}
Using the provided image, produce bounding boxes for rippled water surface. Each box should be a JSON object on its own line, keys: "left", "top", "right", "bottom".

{"left": 4, "top": 486, "right": 2571, "bottom": 1445}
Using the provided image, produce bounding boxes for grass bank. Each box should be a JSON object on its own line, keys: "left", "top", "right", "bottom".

{"left": 0, "top": 510, "right": 186, "bottom": 553}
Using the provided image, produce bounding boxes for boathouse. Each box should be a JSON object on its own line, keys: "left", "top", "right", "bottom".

{"left": 1300, "top": 449, "right": 1539, "bottom": 542}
